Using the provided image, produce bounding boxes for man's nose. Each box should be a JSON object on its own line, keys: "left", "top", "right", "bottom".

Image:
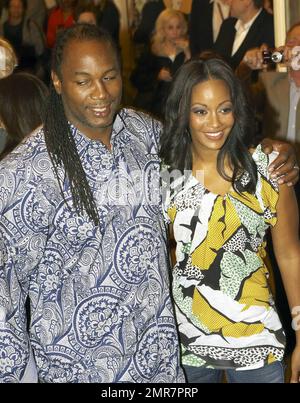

{"left": 90, "top": 81, "right": 108, "bottom": 100}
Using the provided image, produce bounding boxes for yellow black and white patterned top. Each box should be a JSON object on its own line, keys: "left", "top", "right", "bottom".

{"left": 162, "top": 145, "right": 286, "bottom": 370}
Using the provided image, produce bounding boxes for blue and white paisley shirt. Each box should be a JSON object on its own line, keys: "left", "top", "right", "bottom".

{"left": 0, "top": 109, "right": 184, "bottom": 383}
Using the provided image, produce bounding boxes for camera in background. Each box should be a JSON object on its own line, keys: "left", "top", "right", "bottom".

{"left": 262, "top": 49, "right": 284, "bottom": 65}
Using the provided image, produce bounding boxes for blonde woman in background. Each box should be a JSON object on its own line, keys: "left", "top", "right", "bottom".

{"left": 133, "top": 0, "right": 191, "bottom": 46}
{"left": 131, "top": 8, "right": 190, "bottom": 118}
{"left": 151, "top": 8, "right": 190, "bottom": 61}
{"left": 0, "top": 36, "right": 17, "bottom": 78}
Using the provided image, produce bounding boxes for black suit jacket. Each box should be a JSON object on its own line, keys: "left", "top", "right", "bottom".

{"left": 97, "top": 1, "right": 120, "bottom": 46}
{"left": 214, "top": 8, "right": 274, "bottom": 70}
{"left": 189, "top": 0, "right": 214, "bottom": 57}
{"left": 133, "top": 0, "right": 165, "bottom": 45}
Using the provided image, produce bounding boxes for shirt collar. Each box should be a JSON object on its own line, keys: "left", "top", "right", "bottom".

{"left": 235, "top": 8, "right": 262, "bottom": 32}
{"left": 68, "top": 110, "right": 125, "bottom": 152}
{"left": 210, "top": 0, "right": 228, "bottom": 6}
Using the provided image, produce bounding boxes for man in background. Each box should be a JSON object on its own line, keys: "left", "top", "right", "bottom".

{"left": 214, "top": 0, "right": 274, "bottom": 70}
{"left": 189, "top": 0, "right": 230, "bottom": 57}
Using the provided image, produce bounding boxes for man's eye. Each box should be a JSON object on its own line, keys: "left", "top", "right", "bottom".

{"left": 77, "top": 81, "right": 89, "bottom": 86}
{"left": 103, "top": 75, "right": 116, "bottom": 81}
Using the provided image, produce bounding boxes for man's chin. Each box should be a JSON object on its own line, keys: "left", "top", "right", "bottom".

{"left": 88, "top": 119, "right": 114, "bottom": 130}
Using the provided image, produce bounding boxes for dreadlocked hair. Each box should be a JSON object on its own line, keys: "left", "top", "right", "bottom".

{"left": 44, "top": 24, "right": 121, "bottom": 226}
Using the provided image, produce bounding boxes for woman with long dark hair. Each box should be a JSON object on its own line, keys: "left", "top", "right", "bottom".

{"left": 0, "top": 71, "right": 48, "bottom": 159}
{"left": 160, "top": 57, "right": 300, "bottom": 383}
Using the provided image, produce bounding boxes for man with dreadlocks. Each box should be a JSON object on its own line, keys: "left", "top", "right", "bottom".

{"left": 0, "top": 24, "right": 298, "bottom": 383}
{"left": 0, "top": 23, "right": 185, "bottom": 383}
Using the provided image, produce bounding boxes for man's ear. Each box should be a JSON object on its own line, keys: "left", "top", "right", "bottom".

{"left": 51, "top": 71, "right": 62, "bottom": 95}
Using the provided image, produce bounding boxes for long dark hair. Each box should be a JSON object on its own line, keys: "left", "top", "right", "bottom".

{"left": 160, "top": 57, "right": 258, "bottom": 193}
{"left": 0, "top": 72, "right": 48, "bottom": 159}
{"left": 44, "top": 24, "right": 121, "bottom": 225}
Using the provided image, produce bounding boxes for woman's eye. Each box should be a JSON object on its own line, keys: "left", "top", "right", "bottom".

{"left": 194, "top": 109, "right": 207, "bottom": 115}
{"left": 220, "top": 106, "right": 232, "bottom": 114}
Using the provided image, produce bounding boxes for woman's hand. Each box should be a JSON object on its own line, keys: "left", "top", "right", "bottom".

{"left": 261, "top": 138, "right": 299, "bottom": 186}
{"left": 173, "top": 39, "right": 191, "bottom": 60}
{"left": 158, "top": 68, "right": 172, "bottom": 82}
{"left": 243, "top": 45, "right": 267, "bottom": 70}
{"left": 174, "top": 38, "right": 189, "bottom": 51}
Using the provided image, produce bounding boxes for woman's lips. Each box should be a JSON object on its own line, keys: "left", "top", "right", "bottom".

{"left": 204, "top": 131, "right": 223, "bottom": 140}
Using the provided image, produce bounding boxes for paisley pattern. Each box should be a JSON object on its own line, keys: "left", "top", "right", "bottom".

{"left": 163, "top": 146, "right": 286, "bottom": 370}
{"left": 0, "top": 109, "right": 184, "bottom": 383}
